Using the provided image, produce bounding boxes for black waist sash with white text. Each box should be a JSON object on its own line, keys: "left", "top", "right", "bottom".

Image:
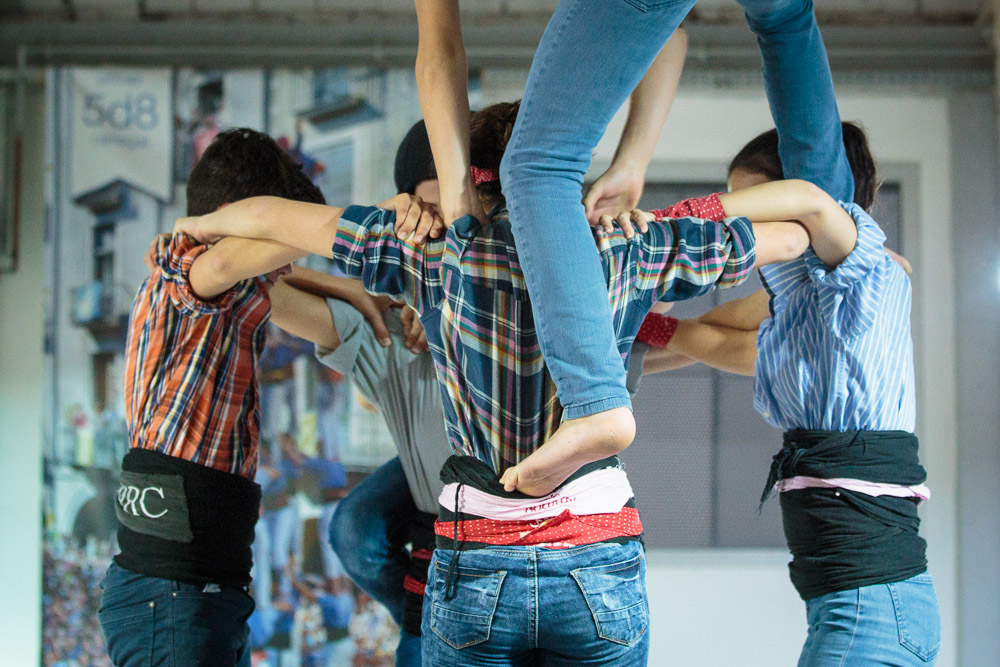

{"left": 767, "top": 429, "right": 928, "bottom": 601}
{"left": 114, "top": 448, "right": 261, "bottom": 586}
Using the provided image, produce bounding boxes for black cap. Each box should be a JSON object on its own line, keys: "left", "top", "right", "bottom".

{"left": 394, "top": 120, "right": 438, "bottom": 195}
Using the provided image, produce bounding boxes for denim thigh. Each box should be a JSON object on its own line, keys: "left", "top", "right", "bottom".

{"left": 329, "top": 455, "right": 415, "bottom": 624}
{"left": 99, "top": 562, "right": 255, "bottom": 667}
{"left": 798, "top": 573, "right": 941, "bottom": 667}
{"left": 421, "top": 543, "right": 648, "bottom": 666}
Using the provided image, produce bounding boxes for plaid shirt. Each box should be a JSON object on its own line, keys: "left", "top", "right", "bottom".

{"left": 123, "top": 234, "right": 271, "bottom": 479}
{"left": 333, "top": 205, "right": 755, "bottom": 473}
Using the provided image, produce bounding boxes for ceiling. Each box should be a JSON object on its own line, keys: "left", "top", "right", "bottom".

{"left": 0, "top": 0, "right": 992, "bottom": 74}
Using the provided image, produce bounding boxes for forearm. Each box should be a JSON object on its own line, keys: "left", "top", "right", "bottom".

{"left": 641, "top": 346, "right": 697, "bottom": 375}
{"left": 613, "top": 28, "right": 688, "bottom": 173}
{"left": 188, "top": 238, "right": 305, "bottom": 299}
{"left": 719, "top": 179, "right": 857, "bottom": 267}
{"left": 697, "top": 289, "right": 770, "bottom": 331}
{"left": 610, "top": 28, "right": 688, "bottom": 172}
{"left": 194, "top": 197, "right": 345, "bottom": 258}
{"left": 282, "top": 266, "right": 365, "bottom": 301}
{"left": 414, "top": 0, "right": 482, "bottom": 223}
{"left": 268, "top": 281, "right": 341, "bottom": 351}
{"left": 669, "top": 319, "right": 757, "bottom": 376}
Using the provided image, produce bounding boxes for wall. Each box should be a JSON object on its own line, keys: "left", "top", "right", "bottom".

{"left": 0, "top": 82, "right": 44, "bottom": 665}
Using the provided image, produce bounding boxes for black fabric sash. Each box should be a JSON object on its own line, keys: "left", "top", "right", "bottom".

{"left": 114, "top": 448, "right": 261, "bottom": 586}
{"left": 766, "top": 429, "right": 928, "bottom": 600}
{"left": 761, "top": 429, "right": 926, "bottom": 506}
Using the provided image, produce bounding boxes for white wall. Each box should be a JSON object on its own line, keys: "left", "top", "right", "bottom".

{"left": 0, "top": 83, "right": 44, "bottom": 665}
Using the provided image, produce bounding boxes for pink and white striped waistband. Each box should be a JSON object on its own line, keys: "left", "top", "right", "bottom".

{"left": 778, "top": 476, "right": 930, "bottom": 501}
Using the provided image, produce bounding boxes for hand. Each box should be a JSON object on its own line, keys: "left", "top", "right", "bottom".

{"left": 144, "top": 234, "right": 170, "bottom": 272}
{"left": 583, "top": 163, "right": 645, "bottom": 226}
{"left": 399, "top": 306, "right": 428, "bottom": 353}
{"left": 884, "top": 246, "right": 912, "bottom": 275}
{"left": 596, "top": 208, "right": 654, "bottom": 240}
{"left": 337, "top": 280, "right": 395, "bottom": 348}
{"left": 498, "top": 458, "right": 565, "bottom": 497}
{"left": 172, "top": 215, "right": 223, "bottom": 245}
{"left": 378, "top": 193, "right": 444, "bottom": 244}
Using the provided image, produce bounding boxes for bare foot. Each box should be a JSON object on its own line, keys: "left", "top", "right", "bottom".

{"left": 499, "top": 407, "right": 635, "bottom": 496}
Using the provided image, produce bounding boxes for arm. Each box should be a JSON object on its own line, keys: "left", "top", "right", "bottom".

{"left": 666, "top": 319, "right": 757, "bottom": 376}
{"left": 414, "top": 0, "right": 486, "bottom": 225}
{"left": 697, "top": 289, "right": 770, "bottom": 330}
{"left": 718, "top": 179, "right": 857, "bottom": 268}
{"left": 188, "top": 237, "right": 305, "bottom": 299}
{"left": 641, "top": 346, "right": 697, "bottom": 374}
{"left": 268, "top": 280, "right": 341, "bottom": 351}
{"left": 174, "top": 194, "right": 438, "bottom": 257}
{"left": 584, "top": 28, "right": 689, "bottom": 227}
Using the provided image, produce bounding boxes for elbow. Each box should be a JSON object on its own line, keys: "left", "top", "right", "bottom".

{"left": 788, "top": 179, "right": 829, "bottom": 222}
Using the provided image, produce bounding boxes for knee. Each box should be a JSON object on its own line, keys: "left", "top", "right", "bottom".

{"left": 740, "top": 0, "right": 811, "bottom": 33}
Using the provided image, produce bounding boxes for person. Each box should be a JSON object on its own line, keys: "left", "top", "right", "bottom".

{"left": 637, "top": 128, "right": 940, "bottom": 665}
{"left": 99, "top": 128, "right": 404, "bottom": 666}
{"left": 413, "top": 0, "right": 853, "bottom": 499}
{"left": 173, "top": 96, "right": 821, "bottom": 663}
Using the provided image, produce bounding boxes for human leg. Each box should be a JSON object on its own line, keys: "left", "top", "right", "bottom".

{"left": 500, "top": 0, "right": 696, "bottom": 422}
{"left": 797, "top": 573, "right": 941, "bottom": 666}
{"left": 536, "top": 541, "right": 649, "bottom": 666}
{"left": 98, "top": 561, "right": 255, "bottom": 666}
{"left": 328, "top": 456, "right": 415, "bottom": 625}
{"left": 738, "top": 0, "right": 853, "bottom": 202}
{"left": 421, "top": 547, "right": 533, "bottom": 666}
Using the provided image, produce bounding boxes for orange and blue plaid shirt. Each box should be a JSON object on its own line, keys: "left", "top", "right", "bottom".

{"left": 331, "top": 204, "right": 756, "bottom": 474}
{"left": 123, "top": 234, "right": 271, "bottom": 480}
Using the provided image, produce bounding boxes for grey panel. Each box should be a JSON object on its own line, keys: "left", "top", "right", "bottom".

{"left": 623, "top": 372, "right": 714, "bottom": 547}
{"left": 715, "top": 374, "right": 785, "bottom": 547}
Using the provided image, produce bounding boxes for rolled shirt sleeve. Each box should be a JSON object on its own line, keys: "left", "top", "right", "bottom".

{"left": 804, "top": 203, "right": 892, "bottom": 338}
{"left": 638, "top": 214, "right": 757, "bottom": 304}
{"left": 158, "top": 233, "right": 255, "bottom": 317}
{"left": 330, "top": 205, "right": 440, "bottom": 313}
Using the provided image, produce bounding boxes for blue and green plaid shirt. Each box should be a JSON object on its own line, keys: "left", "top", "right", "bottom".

{"left": 332, "top": 205, "right": 756, "bottom": 473}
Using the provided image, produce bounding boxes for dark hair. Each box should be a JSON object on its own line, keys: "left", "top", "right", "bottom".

{"left": 394, "top": 120, "right": 438, "bottom": 195}
{"left": 727, "top": 122, "right": 880, "bottom": 211}
{"left": 470, "top": 100, "right": 521, "bottom": 202}
{"left": 186, "top": 128, "right": 325, "bottom": 215}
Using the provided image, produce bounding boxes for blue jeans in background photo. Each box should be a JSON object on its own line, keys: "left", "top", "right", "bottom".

{"left": 328, "top": 455, "right": 421, "bottom": 665}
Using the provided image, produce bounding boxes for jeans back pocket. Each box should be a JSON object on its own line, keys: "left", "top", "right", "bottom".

{"left": 98, "top": 599, "right": 155, "bottom": 666}
{"left": 888, "top": 573, "right": 941, "bottom": 662}
{"left": 430, "top": 560, "right": 507, "bottom": 650}
{"left": 570, "top": 551, "right": 648, "bottom": 646}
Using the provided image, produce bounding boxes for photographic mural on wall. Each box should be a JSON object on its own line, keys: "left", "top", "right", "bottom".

{"left": 42, "top": 65, "right": 427, "bottom": 667}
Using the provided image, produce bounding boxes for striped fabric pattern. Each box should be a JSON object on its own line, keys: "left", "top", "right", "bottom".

{"left": 755, "top": 203, "right": 916, "bottom": 432}
{"left": 333, "top": 204, "right": 756, "bottom": 473}
{"left": 123, "top": 234, "right": 271, "bottom": 479}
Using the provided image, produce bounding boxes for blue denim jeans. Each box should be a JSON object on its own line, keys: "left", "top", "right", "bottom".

{"left": 500, "top": 0, "right": 851, "bottom": 420}
{"left": 422, "top": 541, "right": 648, "bottom": 666}
{"left": 98, "top": 561, "right": 255, "bottom": 666}
{"left": 798, "top": 573, "right": 941, "bottom": 666}
{"left": 329, "top": 456, "right": 423, "bottom": 665}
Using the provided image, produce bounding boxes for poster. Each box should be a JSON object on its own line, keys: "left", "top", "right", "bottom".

{"left": 43, "top": 66, "right": 424, "bottom": 667}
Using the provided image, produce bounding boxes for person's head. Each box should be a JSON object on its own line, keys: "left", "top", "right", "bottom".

{"left": 469, "top": 100, "right": 521, "bottom": 209}
{"left": 727, "top": 122, "right": 880, "bottom": 212}
{"left": 394, "top": 120, "right": 440, "bottom": 206}
{"left": 186, "top": 128, "right": 326, "bottom": 281}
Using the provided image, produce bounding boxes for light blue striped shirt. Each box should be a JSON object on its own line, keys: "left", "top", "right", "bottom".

{"left": 754, "top": 203, "right": 916, "bottom": 432}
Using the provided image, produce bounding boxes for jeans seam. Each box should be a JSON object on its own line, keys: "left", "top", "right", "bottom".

{"left": 835, "top": 587, "right": 862, "bottom": 667}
